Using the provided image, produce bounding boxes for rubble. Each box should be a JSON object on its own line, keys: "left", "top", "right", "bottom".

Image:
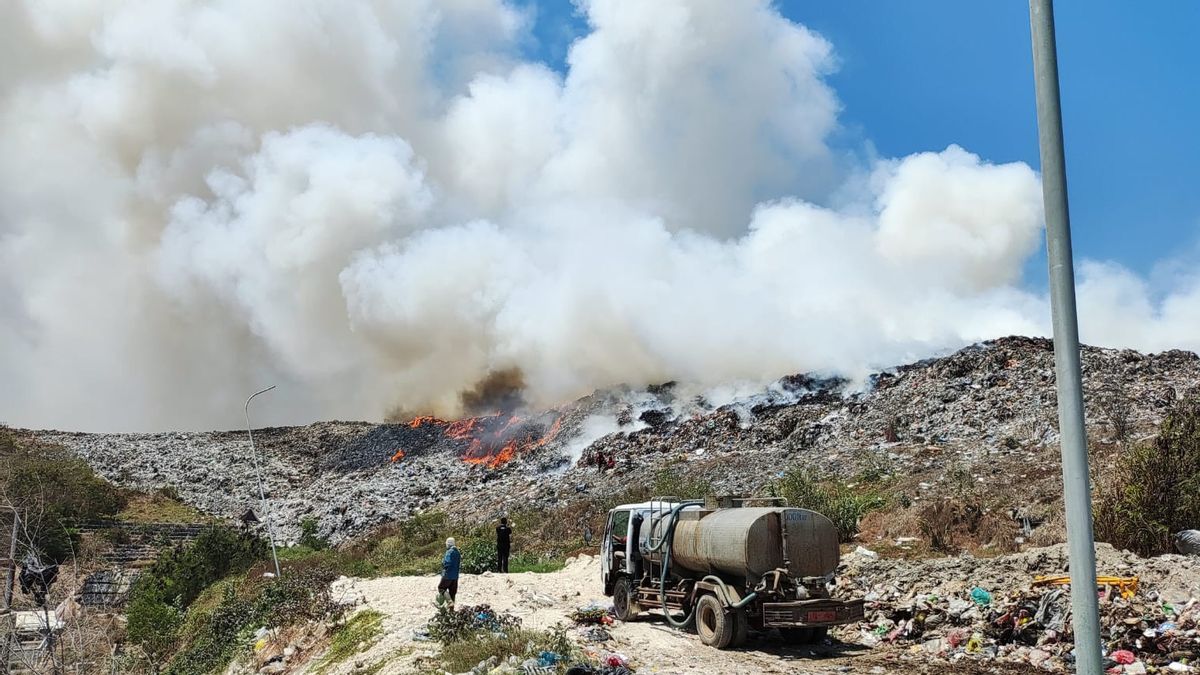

{"left": 838, "top": 542, "right": 1200, "bottom": 671}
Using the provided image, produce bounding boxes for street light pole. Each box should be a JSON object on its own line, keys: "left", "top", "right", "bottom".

{"left": 1028, "top": 1, "right": 1103, "bottom": 672}
{"left": 245, "top": 385, "right": 282, "bottom": 579}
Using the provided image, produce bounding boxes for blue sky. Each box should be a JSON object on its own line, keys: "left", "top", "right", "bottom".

{"left": 525, "top": 1, "right": 1200, "bottom": 288}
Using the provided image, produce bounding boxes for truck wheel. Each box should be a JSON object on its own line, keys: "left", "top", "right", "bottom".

{"left": 612, "top": 577, "right": 640, "bottom": 622}
{"left": 730, "top": 609, "right": 749, "bottom": 648}
{"left": 695, "top": 594, "right": 734, "bottom": 649}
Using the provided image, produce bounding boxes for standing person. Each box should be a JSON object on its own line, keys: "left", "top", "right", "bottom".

{"left": 496, "top": 517, "right": 512, "bottom": 573}
{"left": 438, "top": 537, "right": 461, "bottom": 605}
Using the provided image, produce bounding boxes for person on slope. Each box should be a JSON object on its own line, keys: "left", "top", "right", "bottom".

{"left": 496, "top": 517, "right": 512, "bottom": 573}
{"left": 438, "top": 537, "right": 461, "bottom": 605}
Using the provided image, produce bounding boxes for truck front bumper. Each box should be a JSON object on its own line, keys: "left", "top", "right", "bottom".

{"left": 761, "top": 599, "right": 866, "bottom": 627}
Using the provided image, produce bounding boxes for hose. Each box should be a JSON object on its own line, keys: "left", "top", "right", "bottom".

{"left": 644, "top": 500, "right": 704, "bottom": 628}
{"left": 702, "top": 575, "right": 758, "bottom": 609}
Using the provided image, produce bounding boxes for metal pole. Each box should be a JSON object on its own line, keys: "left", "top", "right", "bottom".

{"left": 245, "top": 386, "right": 282, "bottom": 579}
{"left": 1028, "top": 2, "right": 1103, "bottom": 672}
{"left": 2, "top": 508, "right": 18, "bottom": 670}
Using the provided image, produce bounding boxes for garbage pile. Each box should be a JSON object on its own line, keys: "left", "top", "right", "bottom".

{"left": 840, "top": 543, "right": 1200, "bottom": 672}
{"left": 426, "top": 603, "right": 522, "bottom": 644}
{"left": 42, "top": 336, "right": 1200, "bottom": 545}
{"left": 569, "top": 603, "right": 614, "bottom": 626}
{"left": 853, "top": 582, "right": 1200, "bottom": 671}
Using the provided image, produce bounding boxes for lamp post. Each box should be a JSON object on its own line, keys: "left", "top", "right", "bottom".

{"left": 1028, "top": 1, "right": 1102, "bottom": 672}
{"left": 245, "top": 385, "right": 282, "bottom": 579}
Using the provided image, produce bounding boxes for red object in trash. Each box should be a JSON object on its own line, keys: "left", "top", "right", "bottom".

{"left": 1111, "top": 650, "right": 1136, "bottom": 665}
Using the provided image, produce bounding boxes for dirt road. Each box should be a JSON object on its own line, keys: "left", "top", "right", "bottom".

{"left": 326, "top": 555, "right": 1020, "bottom": 675}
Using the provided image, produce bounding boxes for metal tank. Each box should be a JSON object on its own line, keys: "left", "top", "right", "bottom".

{"left": 648, "top": 507, "right": 839, "bottom": 580}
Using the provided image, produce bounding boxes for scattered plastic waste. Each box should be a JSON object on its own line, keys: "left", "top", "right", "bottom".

{"left": 970, "top": 587, "right": 992, "bottom": 606}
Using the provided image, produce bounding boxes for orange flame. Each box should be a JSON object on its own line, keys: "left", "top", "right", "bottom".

{"left": 408, "top": 415, "right": 442, "bottom": 428}
{"left": 392, "top": 412, "right": 564, "bottom": 468}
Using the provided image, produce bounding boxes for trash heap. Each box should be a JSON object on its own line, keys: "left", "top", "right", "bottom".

{"left": 840, "top": 546, "right": 1200, "bottom": 673}
{"left": 426, "top": 603, "right": 523, "bottom": 643}
{"left": 569, "top": 603, "right": 615, "bottom": 626}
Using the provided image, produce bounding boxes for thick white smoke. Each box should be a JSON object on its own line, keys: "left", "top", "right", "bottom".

{"left": 0, "top": 0, "right": 1186, "bottom": 431}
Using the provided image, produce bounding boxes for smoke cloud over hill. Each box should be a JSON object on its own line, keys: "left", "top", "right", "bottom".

{"left": 0, "top": 0, "right": 1191, "bottom": 430}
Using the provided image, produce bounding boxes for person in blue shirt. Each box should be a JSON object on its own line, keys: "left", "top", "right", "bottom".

{"left": 438, "top": 537, "right": 461, "bottom": 604}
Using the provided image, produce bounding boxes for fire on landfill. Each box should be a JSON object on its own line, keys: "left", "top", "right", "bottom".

{"left": 389, "top": 413, "right": 563, "bottom": 469}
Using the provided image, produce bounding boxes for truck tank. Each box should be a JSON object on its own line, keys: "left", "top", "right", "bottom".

{"left": 648, "top": 507, "right": 839, "bottom": 580}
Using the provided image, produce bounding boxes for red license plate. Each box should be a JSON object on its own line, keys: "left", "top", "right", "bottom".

{"left": 806, "top": 610, "right": 837, "bottom": 623}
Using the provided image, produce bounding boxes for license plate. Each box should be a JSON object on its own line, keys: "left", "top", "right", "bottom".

{"left": 807, "top": 610, "right": 837, "bottom": 623}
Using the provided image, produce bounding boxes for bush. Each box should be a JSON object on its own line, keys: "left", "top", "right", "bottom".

{"left": 127, "top": 525, "right": 267, "bottom": 665}
{"left": 774, "top": 468, "right": 887, "bottom": 542}
{"left": 0, "top": 429, "right": 125, "bottom": 562}
{"left": 125, "top": 591, "right": 183, "bottom": 667}
{"left": 349, "top": 511, "right": 446, "bottom": 576}
{"left": 151, "top": 558, "right": 342, "bottom": 674}
{"left": 459, "top": 538, "right": 496, "bottom": 575}
{"left": 299, "top": 516, "right": 330, "bottom": 551}
{"left": 162, "top": 584, "right": 256, "bottom": 675}
{"left": 134, "top": 525, "right": 267, "bottom": 608}
{"left": 1094, "top": 398, "right": 1200, "bottom": 555}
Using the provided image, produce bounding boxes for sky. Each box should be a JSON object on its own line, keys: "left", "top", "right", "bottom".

{"left": 528, "top": 0, "right": 1200, "bottom": 287}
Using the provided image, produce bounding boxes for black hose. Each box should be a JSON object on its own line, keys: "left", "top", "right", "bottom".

{"left": 645, "top": 500, "right": 704, "bottom": 628}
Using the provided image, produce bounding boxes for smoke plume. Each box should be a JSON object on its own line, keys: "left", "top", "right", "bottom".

{"left": 0, "top": 0, "right": 1189, "bottom": 431}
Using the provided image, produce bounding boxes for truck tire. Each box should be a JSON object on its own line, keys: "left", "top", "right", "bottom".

{"left": 612, "top": 577, "right": 640, "bottom": 622}
{"left": 695, "top": 594, "right": 734, "bottom": 649}
{"left": 730, "top": 609, "right": 749, "bottom": 648}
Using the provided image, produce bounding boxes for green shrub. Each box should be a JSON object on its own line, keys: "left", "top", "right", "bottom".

{"left": 0, "top": 429, "right": 125, "bottom": 562}
{"left": 156, "top": 559, "right": 342, "bottom": 675}
{"left": 162, "top": 584, "right": 256, "bottom": 675}
{"left": 135, "top": 525, "right": 267, "bottom": 608}
{"left": 125, "top": 591, "right": 183, "bottom": 667}
{"left": 299, "top": 516, "right": 330, "bottom": 551}
{"left": 774, "top": 468, "right": 887, "bottom": 542}
{"left": 508, "top": 552, "right": 565, "bottom": 574}
{"left": 255, "top": 559, "right": 340, "bottom": 625}
{"left": 1095, "top": 398, "right": 1200, "bottom": 555}
{"left": 459, "top": 538, "right": 496, "bottom": 575}
{"left": 127, "top": 525, "right": 266, "bottom": 664}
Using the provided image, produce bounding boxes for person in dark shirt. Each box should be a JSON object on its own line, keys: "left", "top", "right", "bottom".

{"left": 496, "top": 517, "right": 512, "bottom": 573}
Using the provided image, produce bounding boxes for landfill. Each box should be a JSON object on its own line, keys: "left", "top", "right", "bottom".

{"left": 29, "top": 337, "right": 1200, "bottom": 549}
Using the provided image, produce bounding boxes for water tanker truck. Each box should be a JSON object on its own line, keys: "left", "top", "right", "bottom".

{"left": 601, "top": 496, "right": 864, "bottom": 648}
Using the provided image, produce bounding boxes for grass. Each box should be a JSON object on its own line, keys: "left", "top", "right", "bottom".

{"left": 312, "top": 610, "right": 385, "bottom": 674}
{"left": 118, "top": 491, "right": 213, "bottom": 524}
